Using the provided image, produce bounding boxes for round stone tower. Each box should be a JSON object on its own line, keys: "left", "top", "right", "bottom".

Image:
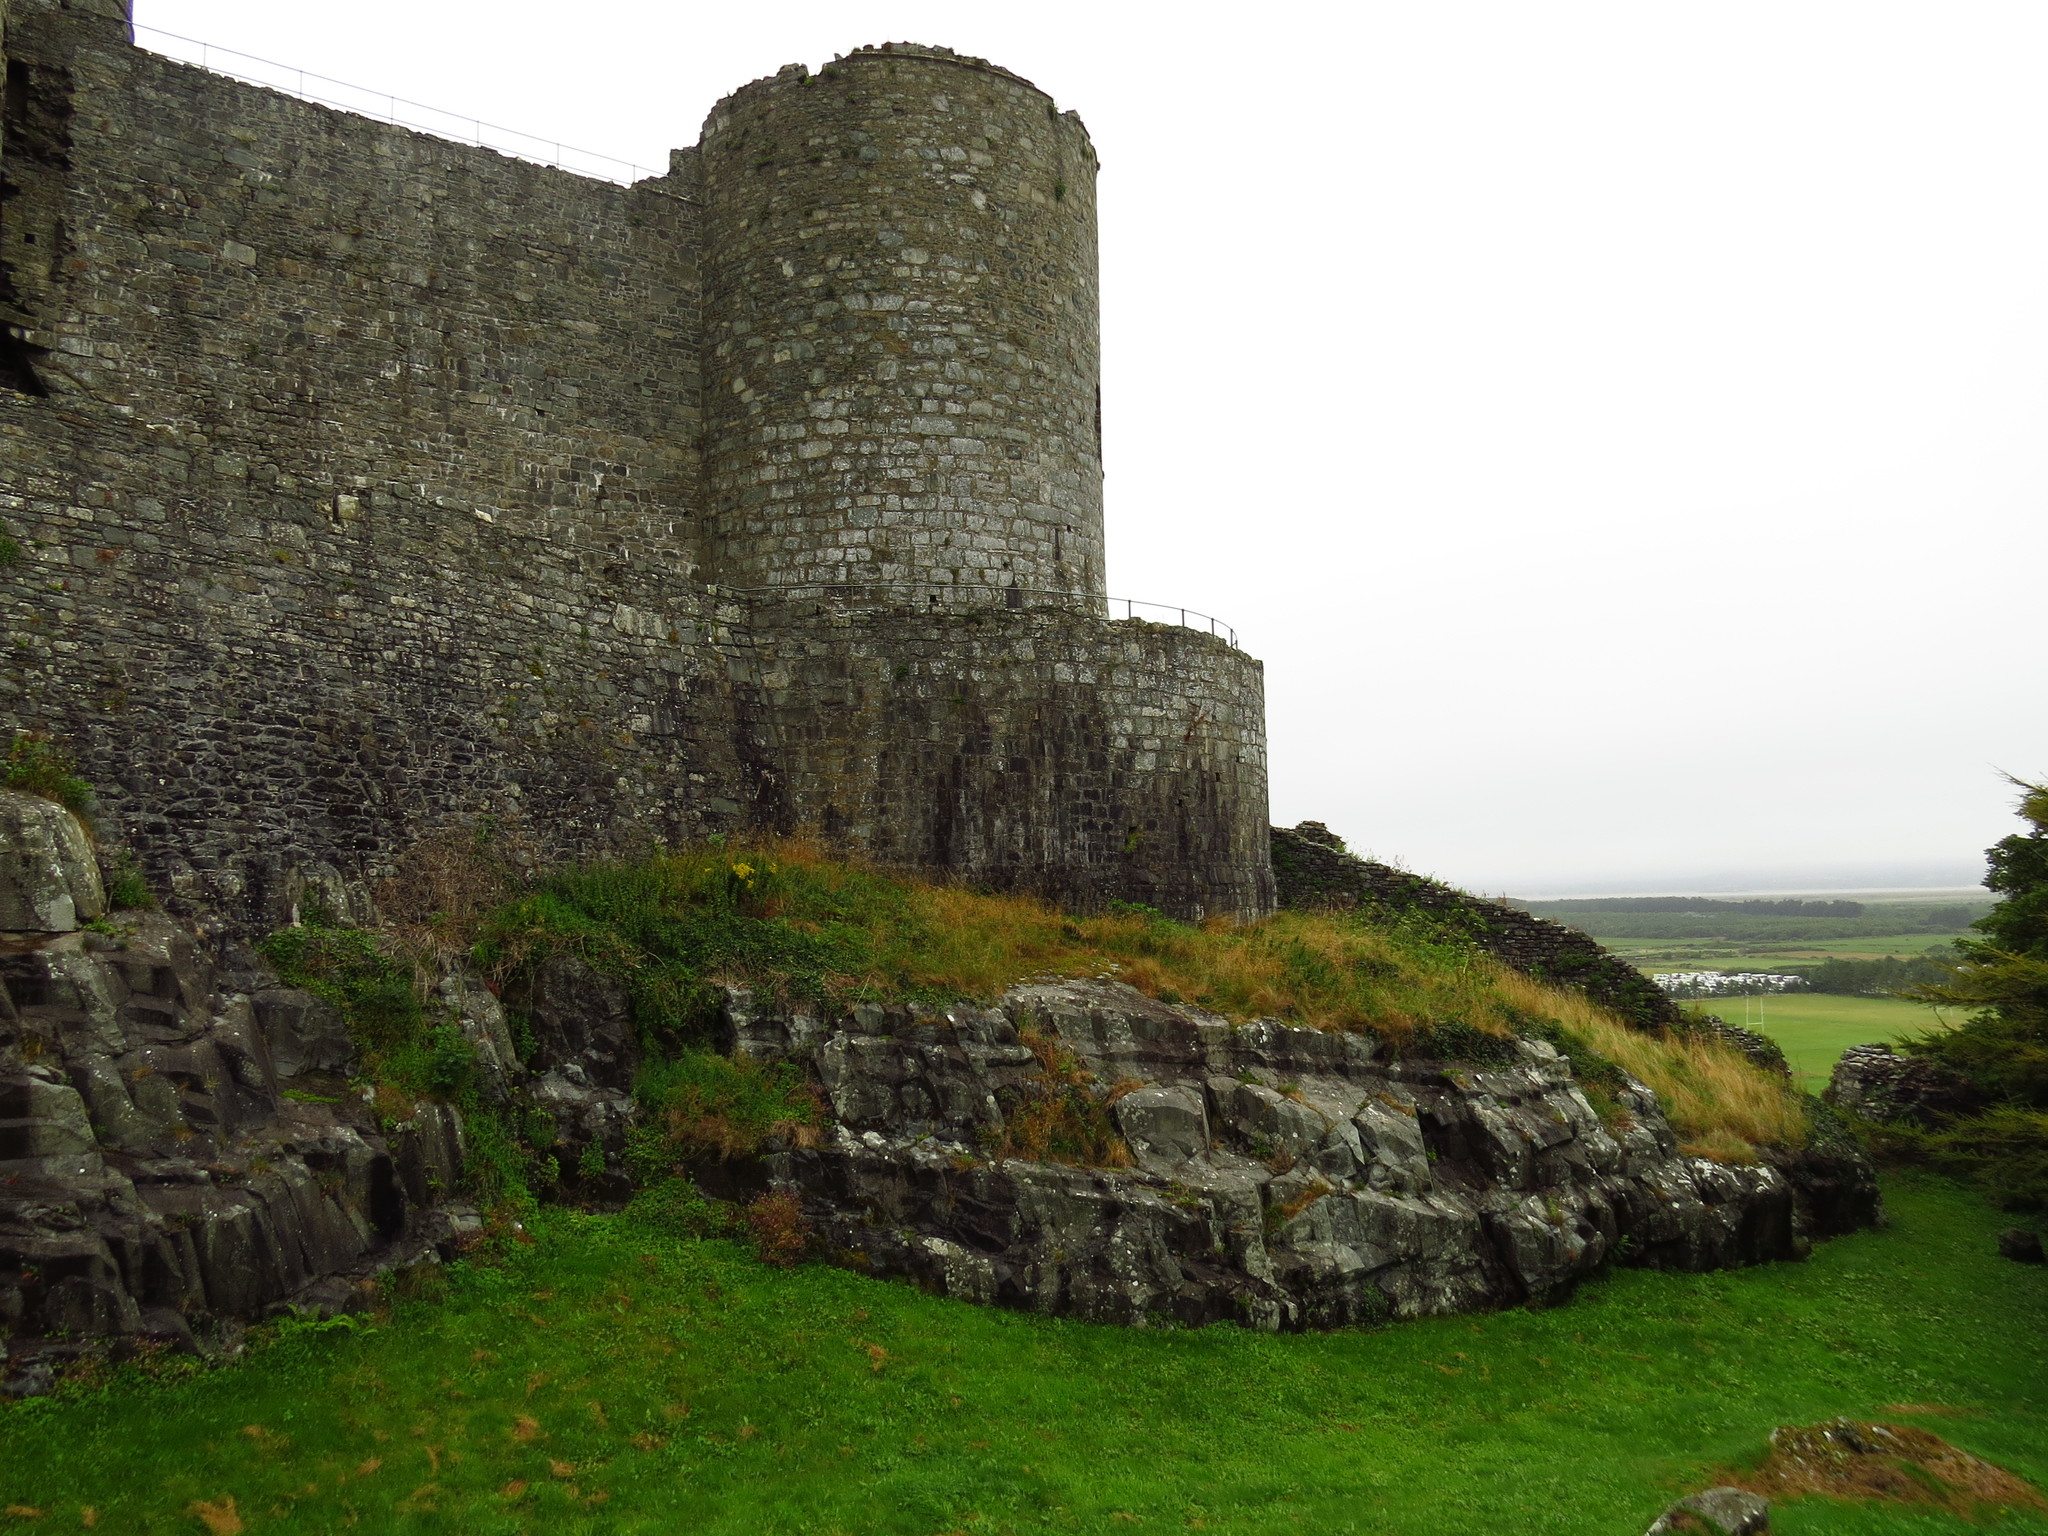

{"left": 698, "top": 44, "right": 1104, "bottom": 599}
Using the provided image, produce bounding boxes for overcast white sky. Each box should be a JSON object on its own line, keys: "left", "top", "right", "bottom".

{"left": 133, "top": 0, "right": 2048, "bottom": 896}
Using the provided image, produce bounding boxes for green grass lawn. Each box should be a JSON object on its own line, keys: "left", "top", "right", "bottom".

{"left": 1683, "top": 993, "right": 1960, "bottom": 1092}
{"left": 2, "top": 1175, "right": 2043, "bottom": 1535}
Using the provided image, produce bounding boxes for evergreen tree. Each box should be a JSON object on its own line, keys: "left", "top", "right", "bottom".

{"left": 1903, "top": 778, "right": 2048, "bottom": 1206}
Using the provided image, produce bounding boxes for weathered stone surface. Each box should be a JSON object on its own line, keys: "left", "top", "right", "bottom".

{"left": 0, "top": 790, "right": 103, "bottom": 932}
{"left": 1645, "top": 1487, "right": 1771, "bottom": 1535}
{"left": 251, "top": 988, "right": 356, "bottom": 1079}
{"left": 1826, "top": 1042, "right": 1982, "bottom": 1126}
{"left": 733, "top": 980, "right": 1876, "bottom": 1329}
{"left": 518, "top": 954, "right": 637, "bottom": 1093}
{"left": 439, "top": 970, "right": 520, "bottom": 1105}
{"left": 504, "top": 954, "right": 639, "bottom": 1196}
{"left": 1, "top": 910, "right": 478, "bottom": 1382}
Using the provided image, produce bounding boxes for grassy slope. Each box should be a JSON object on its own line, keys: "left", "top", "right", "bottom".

{"left": 1683, "top": 995, "right": 1958, "bottom": 1093}
{"left": 2, "top": 1177, "right": 2041, "bottom": 1535}
{"left": 459, "top": 841, "right": 1811, "bottom": 1161}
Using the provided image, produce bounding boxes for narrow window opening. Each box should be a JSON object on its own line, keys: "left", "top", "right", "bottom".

{"left": 0, "top": 327, "right": 49, "bottom": 396}
{"left": 0, "top": 54, "right": 73, "bottom": 398}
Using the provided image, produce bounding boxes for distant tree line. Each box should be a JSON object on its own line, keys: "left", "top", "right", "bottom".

{"left": 1535, "top": 912, "right": 1979, "bottom": 944}
{"left": 1516, "top": 896, "right": 1871, "bottom": 918}
{"left": 1797, "top": 953, "right": 1956, "bottom": 996}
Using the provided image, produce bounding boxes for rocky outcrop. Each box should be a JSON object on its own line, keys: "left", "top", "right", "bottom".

{"left": 727, "top": 980, "right": 1873, "bottom": 1329}
{"left": 0, "top": 790, "right": 104, "bottom": 932}
{"left": 1826, "top": 1042, "right": 1983, "bottom": 1126}
{"left": 1, "top": 803, "right": 480, "bottom": 1391}
{"left": 504, "top": 954, "right": 638, "bottom": 1201}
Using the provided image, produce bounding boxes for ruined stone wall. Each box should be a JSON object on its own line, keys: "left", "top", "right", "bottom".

{"left": 1271, "top": 823, "right": 1790, "bottom": 1069}
{"left": 699, "top": 46, "right": 1105, "bottom": 598}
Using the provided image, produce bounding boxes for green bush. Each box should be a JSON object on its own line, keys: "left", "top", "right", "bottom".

{"left": 632, "top": 1049, "right": 824, "bottom": 1165}
{"left": 103, "top": 853, "right": 154, "bottom": 911}
{"left": 621, "top": 1174, "right": 739, "bottom": 1239}
{"left": 1894, "top": 778, "right": 2048, "bottom": 1207}
{"left": 4, "top": 733, "right": 94, "bottom": 822}
{"left": 258, "top": 923, "right": 426, "bottom": 1058}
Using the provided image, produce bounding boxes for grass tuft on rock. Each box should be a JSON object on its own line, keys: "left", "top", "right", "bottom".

{"left": 1491, "top": 968, "right": 1810, "bottom": 1161}
{"left": 629, "top": 1051, "right": 825, "bottom": 1168}
{"left": 3, "top": 732, "right": 95, "bottom": 824}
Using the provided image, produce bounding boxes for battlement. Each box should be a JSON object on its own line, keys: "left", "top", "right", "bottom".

{"left": 0, "top": 9, "right": 1272, "bottom": 925}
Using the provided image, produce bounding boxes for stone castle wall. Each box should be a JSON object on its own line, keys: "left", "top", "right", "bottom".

{"left": 754, "top": 603, "right": 1270, "bottom": 914}
{"left": 0, "top": 1, "right": 1271, "bottom": 926}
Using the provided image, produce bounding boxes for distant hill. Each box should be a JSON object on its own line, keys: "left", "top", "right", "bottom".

{"left": 1502, "top": 896, "right": 1992, "bottom": 943}
{"left": 1510, "top": 897, "right": 1870, "bottom": 918}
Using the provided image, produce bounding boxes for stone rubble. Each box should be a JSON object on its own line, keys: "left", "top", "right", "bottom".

{"left": 1826, "top": 1041, "right": 1982, "bottom": 1126}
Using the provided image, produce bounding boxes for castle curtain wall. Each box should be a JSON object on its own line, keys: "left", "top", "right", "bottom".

{"left": 0, "top": 0, "right": 1272, "bottom": 925}
{"left": 0, "top": 0, "right": 743, "bottom": 925}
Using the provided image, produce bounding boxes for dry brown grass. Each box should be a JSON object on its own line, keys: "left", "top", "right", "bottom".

{"left": 742, "top": 1191, "right": 812, "bottom": 1268}
{"left": 375, "top": 822, "right": 538, "bottom": 978}
{"left": 1488, "top": 969, "right": 1810, "bottom": 1160}
{"left": 1729, "top": 1420, "right": 2045, "bottom": 1515}
{"left": 885, "top": 886, "right": 1531, "bottom": 1043}
{"left": 985, "top": 1026, "right": 1133, "bottom": 1168}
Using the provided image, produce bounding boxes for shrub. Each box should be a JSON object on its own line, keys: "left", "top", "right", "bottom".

{"left": 4, "top": 732, "right": 94, "bottom": 822}
{"left": 743, "top": 1190, "right": 811, "bottom": 1268}
{"left": 1893, "top": 777, "right": 2048, "bottom": 1206}
{"left": 103, "top": 853, "right": 154, "bottom": 910}
{"left": 634, "top": 1050, "right": 824, "bottom": 1165}
{"left": 624, "top": 1175, "right": 738, "bottom": 1239}
{"left": 373, "top": 820, "right": 533, "bottom": 976}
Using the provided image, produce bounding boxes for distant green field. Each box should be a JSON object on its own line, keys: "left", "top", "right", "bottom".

{"left": 1616, "top": 935, "right": 1960, "bottom": 967}
{"left": 1682, "top": 993, "right": 1957, "bottom": 1093}
{"left": 0, "top": 1177, "right": 2043, "bottom": 1535}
